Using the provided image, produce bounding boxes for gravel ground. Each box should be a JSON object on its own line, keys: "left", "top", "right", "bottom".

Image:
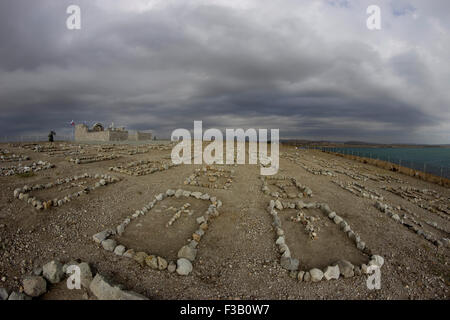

{"left": 0, "top": 142, "right": 448, "bottom": 300}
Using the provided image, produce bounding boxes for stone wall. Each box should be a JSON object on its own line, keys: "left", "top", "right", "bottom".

{"left": 75, "top": 124, "right": 110, "bottom": 142}
{"left": 75, "top": 124, "right": 151, "bottom": 142}
{"left": 109, "top": 131, "right": 129, "bottom": 141}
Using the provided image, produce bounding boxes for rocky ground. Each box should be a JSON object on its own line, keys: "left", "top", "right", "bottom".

{"left": 0, "top": 142, "right": 448, "bottom": 300}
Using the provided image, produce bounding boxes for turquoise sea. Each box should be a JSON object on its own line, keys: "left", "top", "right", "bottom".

{"left": 321, "top": 147, "right": 450, "bottom": 179}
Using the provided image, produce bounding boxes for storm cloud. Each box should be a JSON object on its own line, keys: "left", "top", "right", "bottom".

{"left": 0, "top": 0, "right": 449, "bottom": 143}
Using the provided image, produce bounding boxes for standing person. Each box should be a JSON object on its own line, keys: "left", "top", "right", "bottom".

{"left": 48, "top": 130, "right": 56, "bottom": 143}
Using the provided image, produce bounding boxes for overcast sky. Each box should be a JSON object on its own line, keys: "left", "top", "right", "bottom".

{"left": 0, "top": 0, "right": 449, "bottom": 143}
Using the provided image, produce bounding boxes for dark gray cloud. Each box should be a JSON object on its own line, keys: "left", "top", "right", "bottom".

{"left": 0, "top": 0, "right": 449, "bottom": 143}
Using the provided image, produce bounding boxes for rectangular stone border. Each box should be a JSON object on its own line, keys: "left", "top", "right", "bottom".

{"left": 267, "top": 199, "right": 384, "bottom": 282}
{"left": 332, "top": 180, "right": 383, "bottom": 201}
{"left": 374, "top": 201, "right": 448, "bottom": 248}
{"left": 13, "top": 173, "right": 120, "bottom": 210}
{"left": 69, "top": 154, "right": 120, "bottom": 164}
{"left": 109, "top": 159, "right": 177, "bottom": 176}
{"left": 1, "top": 161, "right": 54, "bottom": 177}
{"left": 92, "top": 188, "right": 223, "bottom": 276}
{"left": 261, "top": 175, "right": 313, "bottom": 199}
{"left": 184, "top": 166, "right": 234, "bottom": 190}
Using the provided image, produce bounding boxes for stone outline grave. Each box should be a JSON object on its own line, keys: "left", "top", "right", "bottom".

{"left": 184, "top": 166, "right": 234, "bottom": 190}
{"left": 267, "top": 199, "right": 384, "bottom": 282}
{"left": 109, "top": 159, "right": 177, "bottom": 176}
{"left": 332, "top": 180, "right": 384, "bottom": 201}
{"left": 69, "top": 154, "right": 120, "bottom": 164}
{"left": 382, "top": 185, "right": 450, "bottom": 222}
{"left": 22, "top": 143, "right": 81, "bottom": 156}
{"left": 261, "top": 175, "right": 313, "bottom": 199}
{"left": 92, "top": 188, "right": 223, "bottom": 276}
{"left": 13, "top": 173, "right": 120, "bottom": 210}
{"left": 1, "top": 160, "right": 54, "bottom": 177}
{"left": 374, "top": 201, "right": 449, "bottom": 248}
{"left": 0, "top": 149, "right": 30, "bottom": 162}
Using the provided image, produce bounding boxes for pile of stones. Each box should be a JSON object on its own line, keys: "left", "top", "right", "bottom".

{"left": 0, "top": 259, "right": 147, "bottom": 300}
{"left": 267, "top": 199, "right": 383, "bottom": 282}
{"left": 290, "top": 210, "right": 321, "bottom": 240}
{"left": 261, "top": 176, "right": 313, "bottom": 199}
{"left": 332, "top": 180, "right": 383, "bottom": 201}
{"left": 109, "top": 160, "right": 177, "bottom": 176}
{"left": 92, "top": 188, "right": 222, "bottom": 276}
{"left": 69, "top": 154, "right": 119, "bottom": 164}
{"left": 374, "top": 201, "right": 448, "bottom": 248}
{"left": 166, "top": 203, "right": 193, "bottom": 227}
{"left": 1, "top": 160, "right": 54, "bottom": 176}
{"left": 13, "top": 173, "right": 120, "bottom": 210}
{"left": 184, "top": 166, "right": 234, "bottom": 190}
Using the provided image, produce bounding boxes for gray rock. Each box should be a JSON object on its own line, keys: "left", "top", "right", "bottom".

{"left": 145, "top": 255, "right": 158, "bottom": 269}
{"left": 339, "top": 221, "right": 348, "bottom": 230}
{"left": 133, "top": 252, "right": 148, "bottom": 266}
{"left": 280, "top": 257, "right": 299, "bottom": 271}
{"left": 275, "top": 200, "right": 283, "bottom": 210}
{"left": 93, "top": 230, "right": 112, "bottom": 243}
{"left": 323, "top": 265, "right": 340, "bottom": 280}
{"left": 297, "top": 271, "right": 305, "bottom": 282}
{"left": 175, "top": 189, "right": 184, "bottom": 198}
{"left": 183, "top": 190, "right": 192, "bottom": 197}
{"left": 273, "top": 215, "right": 281, "bottom": 227}
{"left": 8, "top": 291, "right": 31, "bottom": 300}
{"left": 333, "top": 216, "right": 343, "bottom": 224}
{"left": 123, "top": 249, "right": 135, "bottom": 258}
{"left": 200, "top": 193, "right": 210, "bottom": 200}
{"left": 114, "top": 245, "right": 126, "bottom": 256}
{"left": 101, "top": 239, "right": 117, "bottom": 252}
{"left": 188, "top": 240, "right": 198, "bottom": 249}
{"left": 89, "top": 274, "right": 148, "bottom": 300}
{"left": 196, "top": 216, "right": 206, "bottom": 224}
{"left": 356, "top": 241, "right": 366, "bottom": 251}
{"left": 334, "top": 260, "right": 354, "bottom": 278}
{"left": 0, "top": 287, "right": 9, "bottom": 300}
{"left": 320, "top": 204, "right": 332, "bottom": 214}
{"left": 43, "top": 260, "right": 64, "bottom": 284}
{"left": 157, "top": 257, "right": 168, "bottom": 270}
{"left": 303, "top": 272, "right": 311, "bottom": 282}
{"left": 167, "top": 261, "right": 177, "bottom": 273}
{"left": 33, "top": 267, "right": 43, "bottom": 276}
{"left": 23, "top": 276, "right": 47, "bottom": 297}
{"left": 176, "top": 258, "right": 193, "bottom": 276}
{"left": 116, "top": 224, "right": 125, "bottom": 235}
{"left": 309, "top": 268, "right": 324, "bottom": 282}
{"left": 177, "top": 245, "right": 197, "bottom": 262}
{"left": 191, "top": 191, "right": 202, "bottom": 199}
{"left": 328, "top": 211, "right": 336, "bottom": 219}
